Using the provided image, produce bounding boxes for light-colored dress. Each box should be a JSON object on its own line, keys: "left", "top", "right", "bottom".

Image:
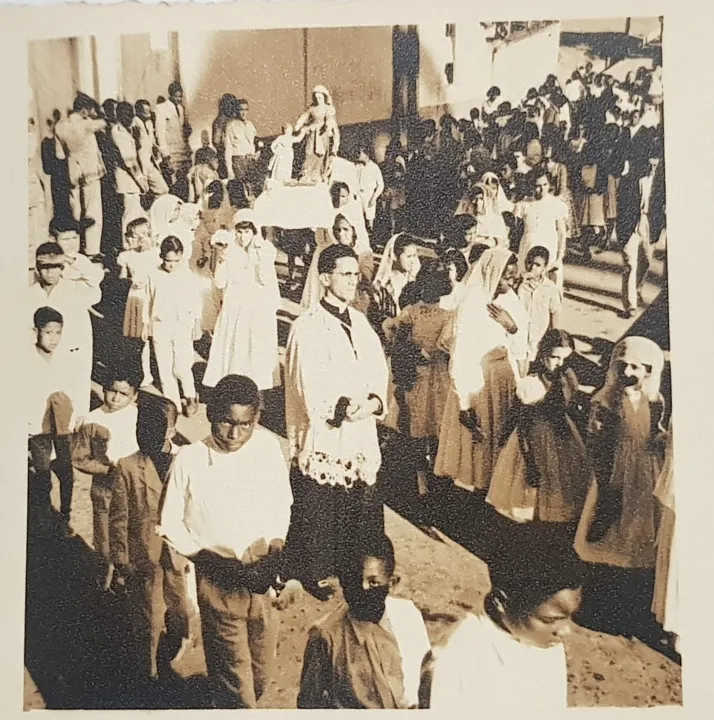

{"left": 434, "top": 250, "right": 528, "bottom": 492}
{"left": 203, "top": 239, "right": 280, "bottom": 391}
{"left": 429, "top": 613, "right": 568, "bottom": 712}
{"left": 117, "top": 247, "right": 161, "bottom": 338}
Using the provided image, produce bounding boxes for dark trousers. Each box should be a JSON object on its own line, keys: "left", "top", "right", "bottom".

{"left": 28, "top": 434, "right": 73, "bottom": 517}
{"left": 91, "top": 474, "right": 113, "bottom": 561}
{"left": 126, "top": 546, "right": 190, "bottom": 679}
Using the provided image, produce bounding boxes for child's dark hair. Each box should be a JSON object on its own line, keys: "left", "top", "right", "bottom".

{"left": 340, "top": 532, "right": 396, "bottom": 587}
{"left": 35, "top": 242, "right": 64, "bottom": 261}
{"left": 206, "top": 180, "right": 225, "bottom": 210}
{"left": 442, "top": 248, "right": 469, "bottom": 282}
{"left": 207, "top": 374, "right": 261, "bottom": 424}
{"left": 525, "top": 245, "right": 550, "bottom": 267}
{"left": 104, "top": 363, "right": 143, "bottom": 392}
{"left": 442, "top": 215, "right": 477, "bottom": 251}
{"left": 126, "top": 216, "right": 150, "bottom": 239}
{"left": 195, "top": 147, "right": 218, "bottom": 166}
{"left": 417, "top": 268, "right": 452, "bottom": 304}
{"left": 34, "top": 306, "right": 63, "bottom": 329}
{"left": 160, "top": 236, "right": 183, "bottom": 257}
{"left": 394, "top": 233, "right": 419, "bottom": 259}
{"left": 329, "top": 181, "right": 351, "bottom": 208}
{"left": 532, "top": 329, "right": 575, "bottom": 375}
{"left": 468, "top": 243, "right": 492, "bottom": 265}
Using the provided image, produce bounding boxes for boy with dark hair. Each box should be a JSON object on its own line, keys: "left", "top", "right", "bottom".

{"left": 108, "top": 395, "right": 191, "bottom": 683}
{"left": 29, "top": 306, "right": 75, "bottom": 535}
{"left": 298, "top": 533, "right": 431, "bottom": 709}
{"left": 72, "top": 365, "right": 142, "bottom": 584}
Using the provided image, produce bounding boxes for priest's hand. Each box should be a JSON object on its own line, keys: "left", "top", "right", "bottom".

{"left": 345, "top": 396, "right": 381, "bottom": 423}
{"left": 273, "top": 579, "right": 304, "bottom": 610}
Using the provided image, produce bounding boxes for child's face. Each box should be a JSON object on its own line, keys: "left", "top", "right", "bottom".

{"left": 210, "top": 157, "right": 219, "bottom": 171}
{"left": 526, "top": 255, "right": 547, "bottom": 280}
{"left": 337, "top": 187, "right": 350, "bottom": 207}
{"left": 397, "top": 245, "right": 419, "bottom": 274}
{"left": 36, "top": 321, "right": 62, "bottom": 353}
{"left": 544, "top": 347, "right": 572, "bottom": 375}
{"left": 131, "top": 223, "right": 153, "bottom": 251}
{"left": 56, "top": 231, "right": 80, "bottom": 256}
{"left": 236, "top": 226, "right": 255, "bottom": 248}
{"left": 36, "top": 255, "right": 64, "bottom": 287}
{"left": 104, "top": 380, "right": 137, "bottom": 413}
{"left": 237, "top": 103, "right": 249, "bottom": 121}
{"left": 161, "top": 251, "right": 183, "bottom": 273}
{"left": 283, "top": 123, "right": 294, "bottom": 135}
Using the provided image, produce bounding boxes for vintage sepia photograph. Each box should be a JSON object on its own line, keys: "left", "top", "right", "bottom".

{"left": 24, "top": 13, "right": 681, "bottom": 711}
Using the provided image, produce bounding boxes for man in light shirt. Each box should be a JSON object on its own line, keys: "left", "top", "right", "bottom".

{"left": 155, "top": 82, "right": 192, "bottom": 185}
{"left": 159, "top": 375, "right": 302, "bottom": 709}
{"left": 132, "top": 99, "right": 169, "bottom": 196}
{"left": 617, "top": 138, "right": 665, "bottom": 317}
{"left": 112, "top": 102, "right": 149, "bottom": 232}
{"left": 355, "top": 144, "right": 385, "bottom": 232}
{"left": 54, "top": 93, "right": 107, "bottom": 257}
{"left": 224, "top": 98, "right": 258, "bottom": 193}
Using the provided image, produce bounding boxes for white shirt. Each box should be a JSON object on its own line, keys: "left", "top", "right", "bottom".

{"left": 518, "top": 277, "right": 561, "bottom": 361}
{"left": 74, "top": 404, "right": 140, "bottom": 465}
{"left": 112, "top": 124, "right": 142, "bottom": 194}
{"left": 145, "top": 267, "right": 202, "bottom": 328}
{"left": 224, "top": 119, "right": 257, "bottom": 158}
{"left": 28, "top": 345, "right": 74, "bottom": 437}
{"left": 158, "top": 428, "right": 293, "bottom": 560}
{"left": 430, "top": 613, "right": 568, "bottom": 713}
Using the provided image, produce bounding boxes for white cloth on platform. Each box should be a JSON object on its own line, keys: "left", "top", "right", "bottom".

{"left": 253, "top": 183, "right": 336, "bottom": 230}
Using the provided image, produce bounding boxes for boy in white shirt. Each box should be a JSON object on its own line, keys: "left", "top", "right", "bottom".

{"left": 72, "top": 366, "right": 141, "bottom": 584}
{"left": 29, "top": 307, "right": 75, "bottom": 535}
{"left": 144, "top": 236, "right": 202, "bottom": 416}
{"left": 517, "top": 246, "right": 562, "bottom": 372}
{"left": 355, "top": 144, "right": 385, "bottom": 232}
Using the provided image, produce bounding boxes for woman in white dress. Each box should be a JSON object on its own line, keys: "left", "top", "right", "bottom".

{"left": 203, "top": 209, "right": 280, "bottom": 392}
{"left": 426, "top": 559, "right": 582, "bottom": 711}
{"left": 149, "top": 194, "right": 183, "bottom": 246}
{"left": 434, "top": 247, "right": 528, "bottom": 493}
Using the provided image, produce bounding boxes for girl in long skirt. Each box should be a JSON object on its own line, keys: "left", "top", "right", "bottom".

{"left": 574, "top": 336, "right": 667, "bottom": 638}
{"left": 487, "top": 329, "right": 593, "bottom": 525}
{"left": 434, "top": 248, "right": 528, "bottom": 492}
{"left": 382, "top": 268, "right": 454, "bottom": 500}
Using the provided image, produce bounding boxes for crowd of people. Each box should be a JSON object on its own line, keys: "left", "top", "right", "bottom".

{"left": 27, "top": 58, "right": 678, "bottom": 711}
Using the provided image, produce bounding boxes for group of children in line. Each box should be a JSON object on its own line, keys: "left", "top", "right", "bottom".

{"left": 27, "top": 60, "right": 677, "bottom": 709}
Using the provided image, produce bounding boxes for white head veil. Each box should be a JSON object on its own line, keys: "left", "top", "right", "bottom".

{"left": 312, "top": 85, "right": 334, "bottom": 106}
{"left": 150, "top": 194, "right": 183, "bottom": 243}
{"left": 595, "top": 336, "right": 665, "bottom": 410}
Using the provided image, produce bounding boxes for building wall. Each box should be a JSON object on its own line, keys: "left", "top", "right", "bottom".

{"left": 490, "top": 22, "right": 562, "bottom": 105}
{"left": 120, "top": 33, "right": 177, "bottom": 107}
{"left": 28, "top": 38, "right": 79, "bottom": 126}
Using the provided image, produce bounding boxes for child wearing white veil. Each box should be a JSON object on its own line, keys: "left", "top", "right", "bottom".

{"left": 434, "top": 247, "right": 528, "bottom": 492}
{"left": 372, "top": 233, "right": 421, "bottom": 318}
